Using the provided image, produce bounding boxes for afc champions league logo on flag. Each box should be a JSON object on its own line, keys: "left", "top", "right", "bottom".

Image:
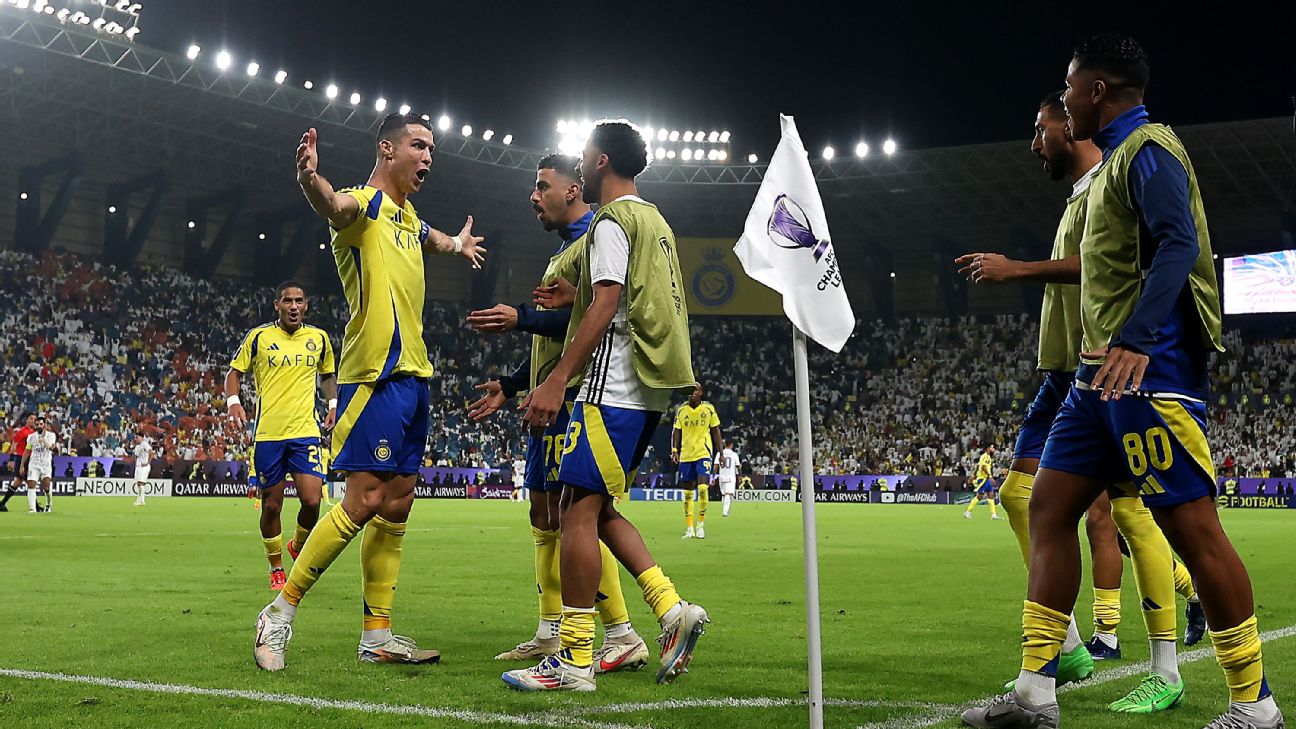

{"left": 691, "top": 245, "right": 736, "bottom": 307}
{"left": 768, "top": 194, "right": 830, "bottom": 262}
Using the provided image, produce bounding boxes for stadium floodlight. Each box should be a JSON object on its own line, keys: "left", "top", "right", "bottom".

{"left": 273, "top": 69, "right": 287, "bottom": 84}
{"left": 822, "top": 146, "right": 835, "bottom": 160}
{"left": 215, "top": 50, "right": 231, "bottom": 71}
{"left": 186, "top": 44, "right": 201, "bottom": 60}
{"left": 683, "top": 131, "right": 694, "bottom": 143}
{"left": 666, "top": 150, "right": 676, "bottom": 159}
{"left": 245, "top": 62, "right": 259, "bottom": 77}
{"left": 398, "top": 103, "right": 411, "bottom": 115}
{"left": 349, "top": 91, "right": 361, "bottom": 105}
{"left": 319, "top": 243, "right": 326, "bottom": 250}
{"left": 720, "top": 130, "right": 731, "bottom": 143}
{"left": 303, "top": 80, "right": 314, "bottom": 90}
{"left": 18, "top": 192, "right": 28, "bottom": 200}
{"left": 708, "top": 131, "right": 720, "bottom": 143}
{"left": 718, "top": 150, "right": 728, "bottom": 161}
{"left": 437, "top": 115, "right": 451, "bottom": 131}
{"left": 325, "top": 84, "right": 338, "bottom": 99}
{"left": 374, "top": 97, "right": 387, "bottom": 112}
{"left": 556, "top": 120, "right": 568, "bottom": 133}
{"left": 107, "top": 205, "right": 117, "bottom": 214}
{"left": 855, "top": 142, "right": 869, "bottom": 158}
{"left": 695, "top": 130, "right": 706, "bottom": 142}
{"left": 258, "top": 233, "right": 266, "bottom": 240}
{"left": 420, "top": 114, "right": 430, "bottom": 121}
{"left": 655, "top": 147, "right": 666, "bottom": 159}
{"left": 657, "top": 128, "right": 668, "bottom": 142}
{"left": 668, "top": 130, "right": 680, "bottom": 142}
{"left": 1213, "top": 253, "right": 1220, "bottom": 260}
{"left": 482, "top": 129, "right": 494, "bottom": 141}
{"left": 883, "top": 138, "right": 897, "bottom": 155}
{"left": 890, "top": 271, "right": 897, "bottom": 278}
{"left": 461, "top": 125, "right": 472, "bottom": 137}
{"left": 502, "top": 134, "right": 513, "bottom": 145}
{"left": 748, "top": 153, "right": 758, "bottom": 164}
{"left": 681, "top": 148, "right": 693, "bottom": 161}
{"left": 642, "top": 127, "right": 654, "bottom": 142}
{"left": 187, "top": 220, "right": 196, "bottom": 229}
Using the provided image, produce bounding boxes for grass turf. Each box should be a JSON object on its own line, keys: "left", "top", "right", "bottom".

{"left": 0, "top": 498, "right": 1290, "bottom": 728}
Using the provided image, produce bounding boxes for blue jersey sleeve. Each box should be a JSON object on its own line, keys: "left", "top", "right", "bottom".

{"left": 515, "top": 304, "right": 571, "bottom": 338}
{"left": 1111, "top": 144, "right": 1200, "bottom": 356}
{"left": 499, "top": 360, "right": 529, "bottom": 400}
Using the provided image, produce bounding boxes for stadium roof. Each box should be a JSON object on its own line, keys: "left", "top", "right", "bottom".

{"left": 2, "top": 9, "right": 1294, "bottom": 313}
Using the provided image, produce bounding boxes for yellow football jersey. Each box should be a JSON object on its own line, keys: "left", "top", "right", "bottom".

{"left": 230, "top": 323, "right": 335, "bottom": 442}
{"left": 975, "top": 452, "right": 994, "bottom": 481}
{"left": 331, "top": 185, "right": 434, "bottom": 384}
{"left": 673, "top": 401, "right": 720, "bottom": 462}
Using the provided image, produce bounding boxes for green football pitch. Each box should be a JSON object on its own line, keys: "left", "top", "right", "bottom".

{"left": 1, "top": 498, "right": 1291, "bottom": 728}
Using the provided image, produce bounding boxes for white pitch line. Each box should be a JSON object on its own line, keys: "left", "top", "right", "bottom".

{"left": 568, "top": 697, "right": 959, "bottom": 714}
{"left": 0, "top": 525, "right": 509, "bottom": 540}
{"left": 855, "top": 623, "right": 1296, "bottom": 729}
{"left": 0, "top": 668, "right": 650, "bottom": 729}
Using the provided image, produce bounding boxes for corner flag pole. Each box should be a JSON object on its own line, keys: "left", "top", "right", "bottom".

{"left": 793, "top": 324, "right": 824, "bottom": 729}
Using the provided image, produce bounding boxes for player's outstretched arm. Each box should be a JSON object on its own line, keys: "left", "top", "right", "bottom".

{"left": 954, "top": 252, "right": 1080, "bottom": 285}
{"left": 532, "top": 277, "right": 576, "bottom": 310}
{"left": 224, "top": 368, "right": 248, "bottom": 427}
{"left": 422, "top": 215, "right": 486, "bottom": 269}
{"left": 468, "top": 381, "right": 508, "bottom": 421}
{"left": 296, "top": 128, "right": 360, "bottom": 229}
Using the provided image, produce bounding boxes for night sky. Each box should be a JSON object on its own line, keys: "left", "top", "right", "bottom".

{"left": 146, "top": 1, "right": 1295, "bottom": 158}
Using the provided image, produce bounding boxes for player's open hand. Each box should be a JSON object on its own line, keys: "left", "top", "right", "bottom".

{"left": 532, "top": 277, "right": 576, "bottom": 309}
{"left": 322, "top": 406, "right": 337, "bottom": 431}
{"left": 459, "top": 215, "right": 487, "bottom": 269}
{"left": 228, "top": 402, "right": 248, "bottom": 428}
{"left": 466, "top": 304, "right": 518, "bottom": 334}
{"left": 954, "top": 252, "right": 1017, "bottom": 284}
{"left": 296, "top": 128, "right": 319, "bottom": 185}
{"left": 468, "top": 380, "right": 507, "bottom": 421}
{"left": 1082, "top": 344, "right": 1149, "bottom": 401}
{"left": 520, "top": 378, "right": 563, "bottom": 429}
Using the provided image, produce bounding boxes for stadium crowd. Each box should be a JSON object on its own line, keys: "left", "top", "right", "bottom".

{"left": 2, "top": 250, "right": 1292, "bottom": 480}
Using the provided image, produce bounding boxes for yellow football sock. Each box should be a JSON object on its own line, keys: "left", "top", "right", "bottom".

{"left": 1093, "top": 587, "right": 1123, "bottom": 636}
{"left": 291, "top": 524, "right": 311, "bottom": 554}
{"left": 595, "top": 540, "right": 630, "bottom": 627}
{"left": 965, "top": 498, "right": 977, "bottom": 513}
{"left": 281, "top": 503, "right": 360, "bottom": 607}
{"left": 1211, "top": 616, "right": 1269, "bottom": 702}
{"left": 1173, "top": 559, "right": 1196, "bottom": 601}
{"left": 360, "top": 515, "right": 405, "bottom": 631}
{"left": 560, "top": 607, "right": 597, "bottom": 668}
{"left": 697, "top": 485, "right": 708, "bottom": 525}
{"left": 1022, "top": 600, "right": 1071, "bottom": 675}
{"left": 988, "top": 498, "right": 998, "bottom": 517}
{"left": 636, "top": 564, "right": 681, "bottom": 621}
{"left": 683, "top": 489, "right": 695, "bottom": 528}
{"left": 999, "top": 470, "right": 1034, "bottom": 568}
{"left": 262, "top": 534, "right": 283, "bottom": 570}
{"left": 532, "top": 527, "right": 562, "bottom": 622}
{"left": 1110, "top": 496, "right": 1177, "bottom": 641}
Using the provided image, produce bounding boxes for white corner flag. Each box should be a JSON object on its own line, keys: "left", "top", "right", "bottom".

{"left": 734, "top": 114, "right": 854, "bottom": 352}
{"left": 733, "top": 115, "right": 854, "bottom": 729}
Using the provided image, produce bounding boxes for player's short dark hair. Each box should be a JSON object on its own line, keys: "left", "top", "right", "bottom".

{"left": 1039, "top": 90, "right": 1066, "bottom": 118}
{"left": 376, "top": 112, "right": 433, "bottom": 149}
{"left": 537, "top": 153, "right": 582, "bottom": 183}
{"left": 276, "top": 280, "right": 305, "bottom": 297}
{"left": 589, "top": 120, "right": 649, "bottom": 179}
{"left": 1073, "top": 34, "right": 1150, "bottom": 92}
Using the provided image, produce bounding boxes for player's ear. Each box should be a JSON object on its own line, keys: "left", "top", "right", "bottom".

{"left": 378, "top": 138, "right": 394, "bottom": 161}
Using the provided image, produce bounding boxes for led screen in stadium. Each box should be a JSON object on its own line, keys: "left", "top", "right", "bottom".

{"left": 1223, "top": 249, "right": 1296, "bottom": 315}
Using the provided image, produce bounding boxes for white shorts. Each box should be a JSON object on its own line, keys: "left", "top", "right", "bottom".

{"left": 28, "top": 463, "right": 52, "bottom": 482}
{"left": 718, "top": 477, "right": 736, "bottom": 495}
{"left": 134, "top": 465, "right": 151, "bottom": 481}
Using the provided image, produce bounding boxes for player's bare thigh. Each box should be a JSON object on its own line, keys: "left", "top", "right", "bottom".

{"left": 340, "top": 470, "right": 416, "bottom": 525}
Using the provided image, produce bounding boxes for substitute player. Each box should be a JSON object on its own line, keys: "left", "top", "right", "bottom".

{"left": 716, "top": 440, "right": 740, "bottom": 517}
{"left": 253, "top": 112, "right": 485, "bottom": 671}
{"left": 673, "top": 384, "right": 720, "bottom": 539}
{"left": 226, "top": 281, "right": 337, "bottom": 591}
{"left": 506, "top": 120, "right": 708, "bottom": 692}
{"left": 962, "top": 445, "right": 1001, "bottom": 520}
{"left": 1, "top": 412, "right": 35, "bottom": 512}
{"left": 131, "top": 434, "right": 151, "bottom": 507}
{"left": 964, "top": 35, "right": 1282, "bottom": 729}
{"left": 20, "top": 415, "right": 56, "bottom": 514}
{"left": 466, "top": 154, "right": 648, "bottom": 672}
{"left": 957, "top": 87, "right": 1203, "bottom": 713}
